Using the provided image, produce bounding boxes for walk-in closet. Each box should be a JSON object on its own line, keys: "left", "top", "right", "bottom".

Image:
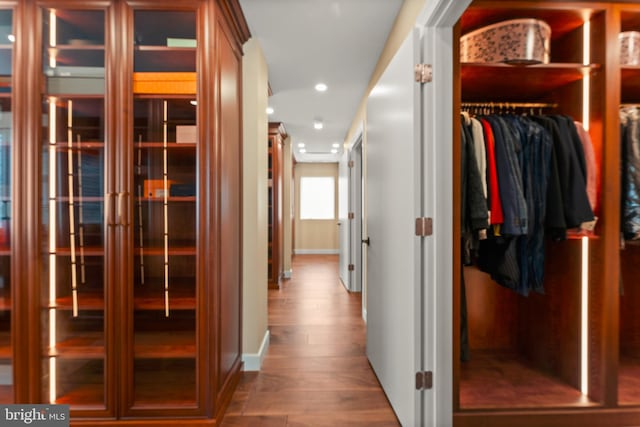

{"left": 454, "top": 1, "right": 640, "bottom": 425}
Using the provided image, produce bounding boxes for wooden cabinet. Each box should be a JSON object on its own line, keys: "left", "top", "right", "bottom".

{"left": 0, "top": 6, "right": 12, "bottom": 405}
{"left": 268, "top": 122, "right": 286, "bottom": 288}
{"left": 3, "top": 1, "right": 248, "bottom": 424}
{"left": 618, "top": 3, "right": 640, "bottom": 409}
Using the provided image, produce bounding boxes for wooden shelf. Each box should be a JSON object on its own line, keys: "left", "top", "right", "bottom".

{"left": 0, "top": 331, "right": 10, "bottom": 359}
{"left": 50, "top": 142, "right": 104, "bottom": 149}
{"left": 47, "top": 335, "right": 104, "bottom": 359}
{"left": 0, "top": 295, "right": 10, "bottom": 311}
{"left": 136, "top": 45, "right": 196, "bottom": 52}
{"left": 49, "top": 284, "right": 196, "bottom": 311}
{"left": 54, "top": 383, "right": 104, "bottom": 408}
{"left": 135, "top": 246, "right": 196, "bottom": 256}
{"left": 621, "top": 67, "right": 640, "bottom": 103}
{"left": 49, "top": 196, "right": 104, "bottom": 203}
{"left": 48, "top": 246, "right": 104, "bottom": 257}
{"left": 134, "top": 142, "right": 196, "bottom": 148}
{"left": 0, "top": 246, "right": 9, "bottom": 256}
{"left": 136, "top": 196, "right": 196, "bottom": 203}
{"left": 461, "top": 63, "right": 598, "bottom": 102}
{"left": 49, "top": 44, "right": 105, "bottom": 51}
{"left": 134, "top": 332, "right": 195, "bottom": 358}
{"left": 44, "top": 332, "right": 195, "bottom": 359}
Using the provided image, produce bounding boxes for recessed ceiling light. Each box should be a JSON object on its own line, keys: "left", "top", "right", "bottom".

{"left": 313, "top": 120, "right": 323, "bottom": 130}
{"left": 298, "top": 143, "right": 305, "bottom": 148}
{"left": 8, "top": 34, "right": 15, "bottom": 43}
{"left": 266, "top": 106, "right": 274, "bottom": 115}
{"left": 331, "top": 149, "right": 338, "bottom": 154}
{"left": 315, "top": 83, "right": 328, "bottom": 92}
{"left": 299, "top": 148, "right": 306, "bottom": 153}
{"left": 332, "top": 143, "right": 340, "bottom": 148}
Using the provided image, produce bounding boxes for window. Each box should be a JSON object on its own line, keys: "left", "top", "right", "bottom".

{"left": 300, "top": 176, "right": 335, "bottom": 219}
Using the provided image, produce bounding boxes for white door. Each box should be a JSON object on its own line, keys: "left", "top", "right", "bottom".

{"left": 349, "top": 138, "right": 363, "bottom": 293}
{"left": 338, "top": 151, "right": 351, "bottom": 289}
{"left": 366, "top": 29, "right": 423, "bottom": 427}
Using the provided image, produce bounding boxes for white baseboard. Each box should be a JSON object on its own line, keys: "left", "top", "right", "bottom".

{"left": 294, "top": 249, "right": 339, "bottom": 255}
{"left": 242, "top": 330, "right": 270, "bottom": 371}
{"left": 283, "top": 269, "right": 292, "bottom": 279}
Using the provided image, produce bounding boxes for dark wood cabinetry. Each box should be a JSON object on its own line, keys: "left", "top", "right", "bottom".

{"left": 618, "top": 3, "right": 640, "bottom": 410}
{"left": 268, "top": 122, "right": 286, "bottom": 288}
{"left": 0, "top": 6, "right": 12, "bottom": 406}
{"left": 454, "top": 1, "right": 640, "bottom": 426}
{"left": 1, "top": 1, "right": 248, "bottom": 424}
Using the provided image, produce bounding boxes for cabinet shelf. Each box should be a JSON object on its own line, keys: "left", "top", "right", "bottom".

{"left": 461, "top": 63, "right": 598, "bottom": 102}
{"left": 137, "top": 196, "right": 195, "bottom": 203}
{"left": 0, "top": 295, "right": 10, "bottom": 311}
{"left": 50, "top": 142, "right": 104, "bottom": 149}
{"left": 136, "top": 45, "right": 195, "bottom": 52}
{"left": 621, "top": 67, "right": 640, "bottom": 103}
{"left": 134, "top": 332, "right": 195, "bottom": 358}
{"left": 49, "top": 196, "right": 104, "bottom": 203}
{"left": 134, "top": 142, "right": 196, "bottom": 148}
{"left": 48, "top": 247, "right": 104, "bottom": 257}
{"left": 135, "top": 246, "right": 196, "bottom": 256}
{"left": 0, "top": 331, "right": 9, "bottom": 359}
{"left": 0, "top": 246, "right": 9, "bottom": 256}
{"left": 48, "top": 45, "right": 105, "bottom": 52}
{"left": 44, "top": 332, "right": 196, "bottom": 359}
{"left": 47, "top": 335, "right": 104, "bottom": 359}
{"left": 48, "top": 286, "right": 196, "bottom": 311}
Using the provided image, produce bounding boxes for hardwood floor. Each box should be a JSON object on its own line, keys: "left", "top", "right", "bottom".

{"left": 221, "top": 255, "right": 400, "bottom": 427}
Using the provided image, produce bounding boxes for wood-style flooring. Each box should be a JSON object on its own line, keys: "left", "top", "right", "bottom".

{"left": 220, "top": 255, "right": 400, "bottom": 427}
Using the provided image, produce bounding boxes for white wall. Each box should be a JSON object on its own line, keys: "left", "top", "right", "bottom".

{"left": 241, "top": 38, "right": 269, "bottom": 370}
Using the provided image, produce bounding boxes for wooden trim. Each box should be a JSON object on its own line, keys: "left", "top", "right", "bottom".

{"left": 215, "top": 0, "right": 250, "bottom": 47}
{"left": 455, "top": 408, "right": 640, "bottom": 427}
{"left": 7, "top": 0, "right": 23, "bottom": 404}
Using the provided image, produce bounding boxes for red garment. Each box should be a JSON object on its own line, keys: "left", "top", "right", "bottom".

{"left": 480, "top": 118, "right": 503, "bottom": 225}
{"left": 574, "top": 121, "right": 599, "bottom": 216}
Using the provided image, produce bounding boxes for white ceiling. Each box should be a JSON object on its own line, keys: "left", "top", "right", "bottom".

{"left": 239, "top": 0, "right": 403, "bottom": 162}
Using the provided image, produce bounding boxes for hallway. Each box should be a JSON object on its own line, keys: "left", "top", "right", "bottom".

{"left": 221, "top": 255, "right": 400, "bottom": 426}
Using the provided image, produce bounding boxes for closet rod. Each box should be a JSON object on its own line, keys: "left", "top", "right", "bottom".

{"left": 461, "top": 102, "right": 558, "bottom": 108}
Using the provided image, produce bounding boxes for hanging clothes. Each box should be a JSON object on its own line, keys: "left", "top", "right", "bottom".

{"left": 462, "top": 111, "right": 595, "bottom": 296}
{"left": 461, "top": 114, "right": 489, "bottom": 265}
{"left": 620, "top": 106, "right": 640, "bottom": 240}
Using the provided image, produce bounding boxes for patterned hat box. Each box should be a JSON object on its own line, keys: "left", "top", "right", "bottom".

{"left": 620, "top": 31, "right": 640, "bottom": 66}
{"left": 460, "top": 18, "right": 551, "bottom": 65}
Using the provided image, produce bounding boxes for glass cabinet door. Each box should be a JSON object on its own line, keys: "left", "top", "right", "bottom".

{"left": 0, "top": 8, "right": 13, "bottom": 404}
{"left": 40, "top": 8, "right": 108, "bottom": 409}
{"left": 130, "top": 9, "right": 198, "bottom": 408}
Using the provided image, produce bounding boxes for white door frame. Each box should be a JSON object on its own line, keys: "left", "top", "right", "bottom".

{"left": 416, "top": 1, "right": 470, "bottom": 426}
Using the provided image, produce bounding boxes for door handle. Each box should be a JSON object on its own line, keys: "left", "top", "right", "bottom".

{"left": 362, "top": 237, "right": 370, "bottom": 246}
{"left": 106, "top": 193, "right": 116, "bottom": 227}
{"left": 117, "top": 192, "right": 129, "bottom": 227}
